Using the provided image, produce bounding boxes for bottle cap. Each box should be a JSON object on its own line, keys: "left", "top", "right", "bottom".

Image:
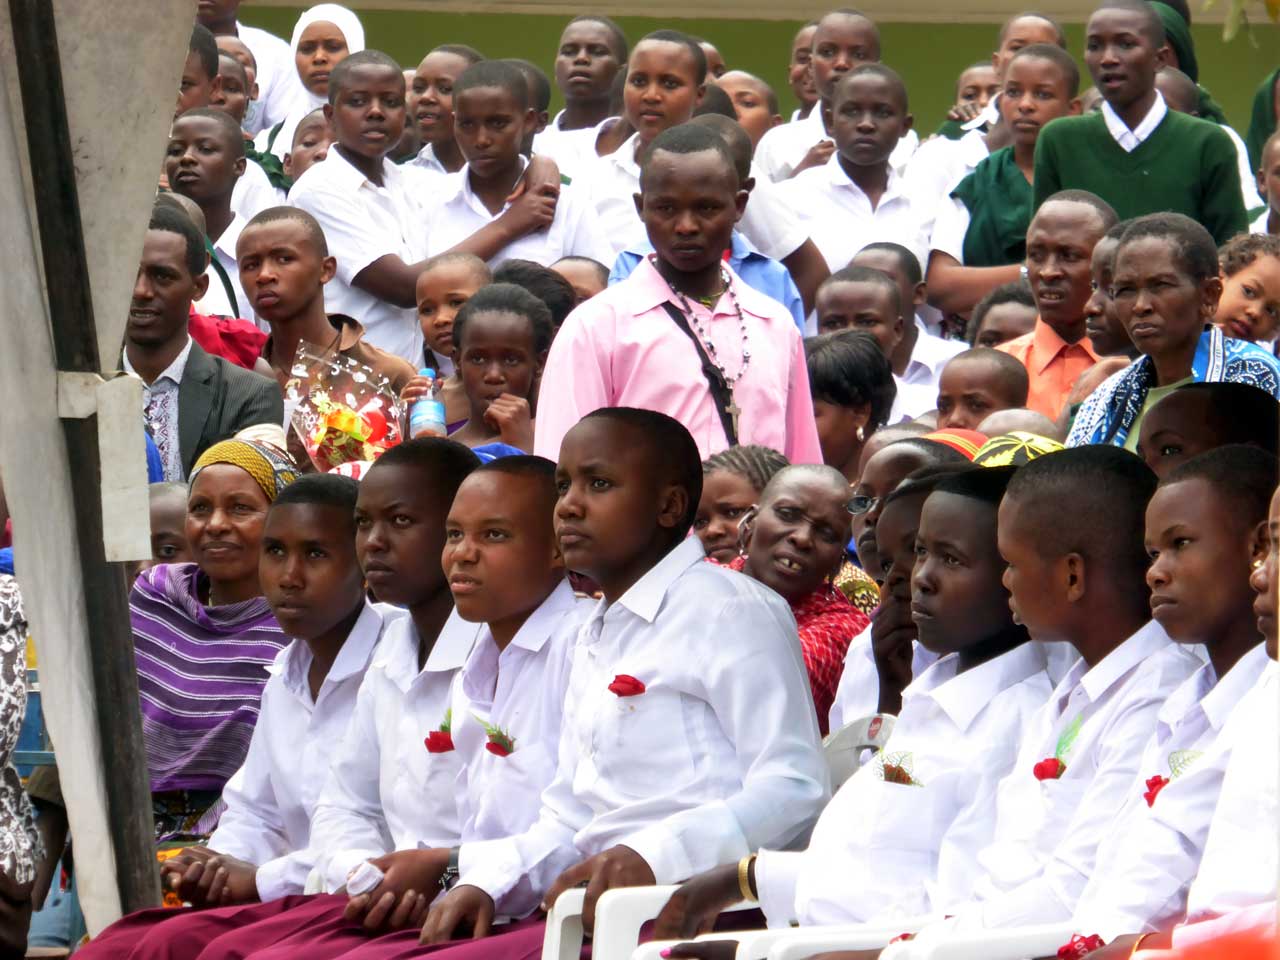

{"left": 418, "top": 367, "right": 436, "bottom": 378}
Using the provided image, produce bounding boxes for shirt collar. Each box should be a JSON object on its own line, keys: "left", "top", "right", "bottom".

{"left": 413, "top": 142, "right": 447, "bottom": 173}
{"left": 610, "top": 132, "right": 643, "bottom": 179}
{"left": 606, "top": 536, "right": 706, "bottom": 624}
{"left": 505, "top": 579, "right": 578, "bottom": 654}
{"left": 260, "top": 314, "right": 366, "bottom": 363}
{"left": 917, "top": 642, "right": 1049, "bottom": 731}
{"left": 274, "top": 600, "right": 387, "bottom": 696}
{"left": 124, "top": 336, "right": 194, "bottom": 386}
{"left": 621, "top": 254, "right": 775, "bottom": 321}
{"left": 212, "top": 213, "right": 248, "bottom": 259}
{"left": 376, "top": 608, "right": 478, "bottom": 691}
{"left": 905, "top": 322, "right": 957, "bottom": 379}
{"left": 1079, "top": 619, "right": 1173, "bottom": 703}
{"left": 455, "top": 155, "right": 530, "bottom": 212}
{"left": 1028, "top": 317, "right": 1101, "bottom": 374}
{"left": 328, "top": 146, "right": 399, "bottom": 192}
{"left": 1101, "top": 92, "right": 1167, "bottom": 146}
{"left": 1201, "top": 642, "right": 1271, "bottom": 732}
{"left": 825, "top": 153, "right": 905, "bottom": 201}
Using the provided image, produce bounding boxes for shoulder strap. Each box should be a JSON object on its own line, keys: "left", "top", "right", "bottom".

{"left": 203, "top": 237, "right": 241, "bottom": 319}
{"left": 265, "top": 120, "right": 285, "bottom": 153}
{"left": 659, "top": 301, "right": 739, "bottom": 447}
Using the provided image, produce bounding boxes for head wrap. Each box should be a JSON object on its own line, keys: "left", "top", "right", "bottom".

{"left": 922, "top": 429, "right": 988, "bottom": 461}
{"left": 290, "top": 3, "right": 366, "bottom": 57}
{"left": 973, "top": 431, "right": 1066, "bottom": 467}
{"left": 190, "top": 439, "right": 299, "bottom": 502}
{"left": 1149, "top": 2, "right": 1197, "bottom": 84}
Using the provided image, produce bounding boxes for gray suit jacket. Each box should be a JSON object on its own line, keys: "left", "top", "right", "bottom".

{"left": 178, "top": 341, "right": 284, "bottom": 476}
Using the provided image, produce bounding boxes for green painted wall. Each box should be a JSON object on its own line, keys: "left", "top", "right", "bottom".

{"left": 241, "top": 8, "right": 1277, "bottom": 134}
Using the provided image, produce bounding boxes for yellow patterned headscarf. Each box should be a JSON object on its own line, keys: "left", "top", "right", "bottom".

{"left": 190, "top": 439, "right": 299, "bottom": 502}
{"left": 973, "top": 431, "right": 1065, "bottom": 468}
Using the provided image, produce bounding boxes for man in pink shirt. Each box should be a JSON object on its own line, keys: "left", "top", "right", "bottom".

{"left": 533, "top": 123, "right": 822, "bottom": 463}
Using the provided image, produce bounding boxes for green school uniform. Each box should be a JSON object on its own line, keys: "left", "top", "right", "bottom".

{"left": 1032, "top": 109, "right": 1247, "bottom": 245}
{"left": 950, "top": 146, "right": 1032, "bottom": 267}
{"left": 1246, "top": 68, "right": 1279, "bottom": 173}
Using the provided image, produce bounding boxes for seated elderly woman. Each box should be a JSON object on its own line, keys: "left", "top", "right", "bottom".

{"left": 726, "top": 465, "right": 869, "bottom": 736}
{"left": 132, "top": 438, "right": 298, "bottom": 842}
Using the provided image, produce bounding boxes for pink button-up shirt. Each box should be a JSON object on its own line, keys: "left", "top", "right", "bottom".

{"left": 533, "top": 257, "right": 823, "bottom": 464}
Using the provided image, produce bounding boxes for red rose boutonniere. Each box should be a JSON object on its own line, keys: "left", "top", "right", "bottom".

{"left": 479, "top": 717, "right": 516, "bottom": 758}
{"left": 1143, "top": 775, "right": 1169, "bottom": 807}
{"left": 425, "top": 709, "right": 454, "bottom": 753}
{"left": 608, "top": 674, "right": 646, "bottom": 697}
{"left": 1057, "top": 934, "right": 1105, "bottom": 960}
{"left": 1033, "top": 758, "right": 1066, "bottom": 780}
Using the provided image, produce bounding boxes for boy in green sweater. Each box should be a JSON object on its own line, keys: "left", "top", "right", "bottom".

{"left": 1032, "top": 0, "right": 1245, "bottom": 245}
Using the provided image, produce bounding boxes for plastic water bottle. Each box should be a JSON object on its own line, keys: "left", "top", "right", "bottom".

{"left": 408, "top": 367, "right": 448, "bottom": 439}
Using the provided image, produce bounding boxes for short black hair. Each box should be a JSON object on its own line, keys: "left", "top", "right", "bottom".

{"left": 1155, "top": 66, "right": 1199, "bottom": 114}
{"left": 693, "top": 83, "right": 737, "bottom": 120}
{"left": 452, "top": 282, "right": 554, "bottom": 357}
{"left": 998, "top": 11, "right": 1067, "bottom": 47}
{"left": 217, "top": 52, "right": 249, "bottom": 89}
{"left": 703, "top": 445, "right": 790, "bottom": 494}
{"left": 423, "top": 251, "right": 492, "bottom": 285}
{"left": 1118, "top": 212, "right": 1219, "bottom": 283}
{"left": 891, "top": 437, "right": 972, "bottom": 467}
{"left": 1041, "top": 189, "right": 1120, "bottom": 230}
{"left": 968, "top": 279, "right": 1035, "bottom": 344}
{"left": 471, "top": 454, "right": 559, "bottom": 516}
{"left": 1009, "top": 42, "right": 1081, "bottom": 96}
{"left": 835, "top": 63, "right": 908, "bottom": 112}
{"left": 943, "top": 348, "right": 1030, "bottom": 406}
{"left": 1162, "top": 444, "right": 1279, "bottom": 527}
{"left": 822, "top": 265, "right": 902, "bottom": 318}
{"left": 759, "top": 465, "right": 854, "bottom": 515}
{"left": 328, "top": 50, "right": 404, "bottom": 106}
{"left": 149, "top": 201, "right": 207, "bottom": 277}
{"left": 551, "top": 256, "right": 610, "bottom": 288}
{"left": 857, "top": 241, "right": 923, "bottom": 287}
{"left": 580, "top": 407, "right": 703, "bottom": 532}
{"left": 934, "top": 462, "right": 1017, "bottom": 506}
{"left": 883, "top": 463, "right": 975, "bottom": 507}
{"left": 689, "top": 113, "right": 752, "bottom": 182}
{"left": 816, "top": 8, "right": 882, "bottom": 55}
{"left": 722, "top": 70, "right": 779, "bottom": 115}
{"left": 1005, "top": 445, "right": 1157, "bottom": 584}
{"left": 271, "top": 472, "right": 359, "bottom": 517}
{"left": 1220, "top": 232, "right": 1280, "bottom": 278}
{"left": 1091, "top": 0, "right": 1166, "bottom": 46}
{"left": 244, "top": 205, "right": 330, "bottom": 257}
{"left": 432, "top": 43, "right": 486, "bottom": 66}
{"left": 1156, "top": 382, "right": 1280, "bottom": 456}
{"left": 454, "top": 59, "right": 529, "bottom": 111}
{"left": 370, "top": 437, "right": 481, "bottom": 503}
{"left": 805, "top": 330, "right": 897, "bottom": 432}
{"left": 640, "top": 122, "right": 738, "bottom": 190}
{"left": 175, "top": 107, "right": 246, "bottom": 159}
{"left": 637, "top": 29, "right": 707, "bottom": 85}
{"left": 291, "top": 107, "right": 329, "bottom": 149}
{"left": 566, "top": 15, "right": 629, "bottom": 61}
{"left": 503, "top": 59, "right": 550, "bottom": 112}
{"left": 189, "top": 23, "right": 219, "bottom": 81}
{"left": 492, "top": 259, "right": 576, "bottom": 330}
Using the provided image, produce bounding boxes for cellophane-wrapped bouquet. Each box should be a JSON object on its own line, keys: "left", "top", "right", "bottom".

{"left": 285, "top": 343, "right": 402, "bottom": 472}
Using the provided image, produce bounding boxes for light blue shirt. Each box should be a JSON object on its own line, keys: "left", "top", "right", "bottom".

{"left": 608, "top": 231, "right": 806, "bottom": 334}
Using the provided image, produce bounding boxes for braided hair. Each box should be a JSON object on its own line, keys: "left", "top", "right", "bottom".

{"left": 702, "top": 445, "right": 790, "bottom": 496}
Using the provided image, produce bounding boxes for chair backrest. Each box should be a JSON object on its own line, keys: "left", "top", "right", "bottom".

{"left": 823, "top": 713, "right": 895, "bottom": 789}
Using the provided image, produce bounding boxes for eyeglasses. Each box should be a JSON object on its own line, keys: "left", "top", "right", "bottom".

{"left": 847, "top": 494, "right": 880, "bottom": 515}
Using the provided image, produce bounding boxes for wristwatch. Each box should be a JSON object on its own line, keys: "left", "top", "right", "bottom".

{"left": 439, "top": 846, "right": 461, "bottom": 893}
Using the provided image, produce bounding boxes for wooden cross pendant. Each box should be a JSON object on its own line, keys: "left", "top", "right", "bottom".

{"left": 726, "top": 396, "right": 740, "bottom": 439}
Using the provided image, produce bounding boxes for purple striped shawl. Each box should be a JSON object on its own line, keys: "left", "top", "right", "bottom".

{"left": 130, "top": 563, "right": 287, "bottom": 793}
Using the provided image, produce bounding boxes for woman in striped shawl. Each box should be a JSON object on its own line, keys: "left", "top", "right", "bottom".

{"left": 131, "top": 438, "right": 298, "bottom": 842}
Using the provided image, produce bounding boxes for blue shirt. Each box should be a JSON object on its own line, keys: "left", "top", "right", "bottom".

{"left": 609, "top": 232, "right": 806, "bottom": 334}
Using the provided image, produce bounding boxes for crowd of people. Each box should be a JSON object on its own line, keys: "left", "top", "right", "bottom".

{"left": 1, "top": 0, "right": 1279, "bottom": 957}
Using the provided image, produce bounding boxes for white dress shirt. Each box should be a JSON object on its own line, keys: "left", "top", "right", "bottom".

{"left": 1101, "top": 92, "right": 1168, "bottom": 153}
{"left": 289, "top": 148, "right": 426, "bottom": 362}
{"left": 828, "top": 626, "right": 938, "bottom": 733}
{"left": 781, "top": 155, "right": 933, "bottom": 277}
{"left": 230, "top": 159, "right": 287, "bottom": 225}
{"left": 758, "top": 644, "right": 1053, "bottom": 928}
{"left": 453, "top": 582, "right": 591, "bottom": 851}
{"left": 580, "top": 134, "right": 807, "bottom": 263}
{"left": 1073, "top": 643, "right": 1271, "bottom": 941}
{"left": 1251, "top": 208, "right": 1273, "bottom": 235}
{"left": 902, "top": 320, "right": 967, "bottom": 390}
{"left": 207, "top": 601, "right": 391, "bottom": 900}
{"left": 123, "top": 336, "right": 193, "bottom": 482}
{"left": 456, "top": 537, "right": 830, "bottom": 918}
{"left": 196, "top": 213, "right": 252, "bottom": 322}
{"left": 237, "top": 22, "right": 307, "bottom": 134}
{"left": 922, "top": 621, "right": 1201, "bottom": 935}
{"left": 889, "top": 375, "right": 937, "bottom": 423}
{"left": 754, "top": 106, "right": 919, "bottom": 182}
{"left": 422, "top": 158, "right": 613, "bottom": 268}
{"left": 306, "top": 610, "right": 481, "bottom": 891}
{"left": 1173, "top": 661, "right": 1279, "bottom": 947}
{"left": 1222, "top": 125, "right": 1265, "bottom": 209}
{"left": 906, "top": 129, "right": 990, "bottom": 234}
{"left": 531, "top": 112, "right": 614, "bottom": 184}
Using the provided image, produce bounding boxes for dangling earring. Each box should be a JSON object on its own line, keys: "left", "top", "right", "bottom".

{"left": 1253, "top": 558, "right": 1266, "bottom": 570}
{"left": 856, "top": 425, "right": 865, "bottom": 442}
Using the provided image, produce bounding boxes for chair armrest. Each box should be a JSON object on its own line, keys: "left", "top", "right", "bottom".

{"left": 592, "top": 885, "right": 685, "bottom": 960}
{"left": 765, "top": 924, "right": 909, "bottom": 960}
{"left": 904, "top": 921, "right": 1077, "bottom": 960}
{"left": 543, "top": 887, "right": 588, "bottom": 960}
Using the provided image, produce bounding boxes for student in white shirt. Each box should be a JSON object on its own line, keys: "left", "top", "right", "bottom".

{"left": 1067, "top": 446, "right": 1278, "bottom": 954}
{"left": 1251, "top": 131, "right": 1280, "bottom": 236}
{"left": 422, "top": 61, "right": 612, "bottom": 269}
{"left": 197, "top": 1, "right": 308, "bottom": 135}
{"left": 655, "top": 466, "right": 1053, "bottom": 943}
{"left": 754, "top": 10, "right": 917, "bottom": 182}
{"left": 290, "top": 52, "right": 563, "bottom": 363}
{"left": 905, "top": 446, "right": 1201, "bottom": 944}
{"left": 420, "top": 409, "right": 829, "bottom": 945}
{"left": 405, "top": 44, "right": 484, "bottom": 185}
{"left": 76, "top": 475, "right": 390, "bottom": 958}
{"left": 780, "top": 67, "right": 932, "bottom": 280}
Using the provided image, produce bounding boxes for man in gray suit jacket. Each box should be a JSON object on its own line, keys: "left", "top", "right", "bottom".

{"left": 123, "top": 204, "right": 282, "bottom": 480}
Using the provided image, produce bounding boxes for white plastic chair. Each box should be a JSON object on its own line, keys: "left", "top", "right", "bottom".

{"left": 824, "top": 714, "right": 895, "bottom": 790}
{"left": 882, "top": 921, "right": 1076, "bottom": 960}
{"left": 766, "top": 923, "right": 918, "bottom": 960}
{"left": 632, "top": 916, "right": 936, "bottom": 960}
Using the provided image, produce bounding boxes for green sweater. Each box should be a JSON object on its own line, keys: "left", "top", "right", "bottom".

{"left": 1032, "top": 109, "right": 1247, "bottom": 245}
